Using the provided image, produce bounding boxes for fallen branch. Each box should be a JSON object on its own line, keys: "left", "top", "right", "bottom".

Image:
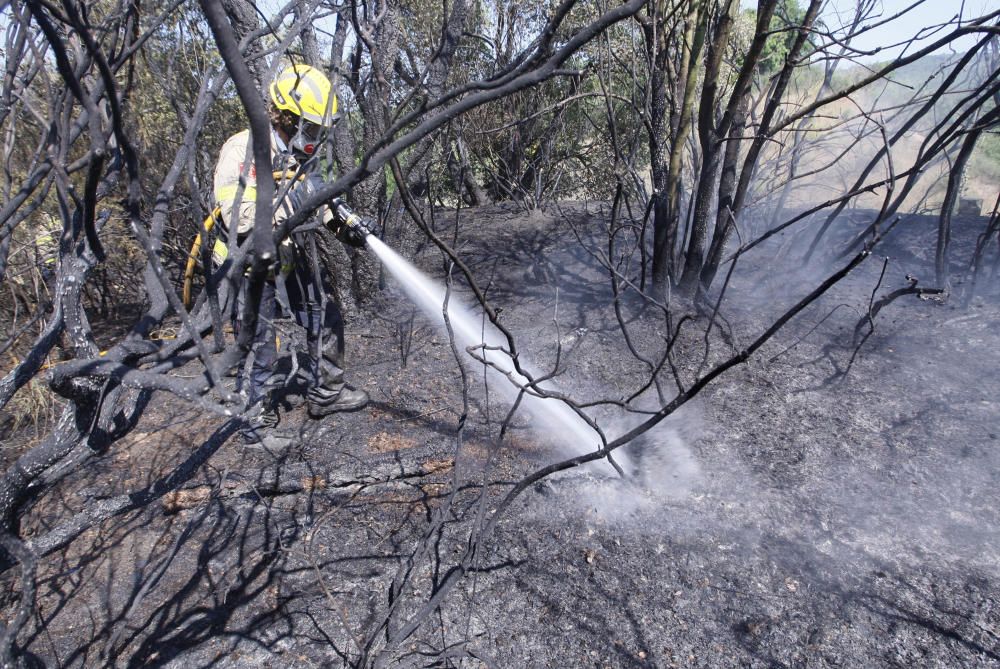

{"left": 853, "top": 273, "right": 945, "bottom": 344}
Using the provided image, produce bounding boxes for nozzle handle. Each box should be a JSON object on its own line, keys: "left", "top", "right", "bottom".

{"left": 331, "top": 198, "right": 375, "bottom": 237}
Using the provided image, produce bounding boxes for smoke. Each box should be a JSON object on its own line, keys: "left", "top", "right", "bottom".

{"left": 566, "top": 418, "right": 705, "bottom": 522}
{"left": 367, "top": 216, "right": 1000, "bottom": 579}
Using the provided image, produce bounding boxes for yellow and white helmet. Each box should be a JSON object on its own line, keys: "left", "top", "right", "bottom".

{"left": 269, "top": 64, "right": 337, "bottom": 127}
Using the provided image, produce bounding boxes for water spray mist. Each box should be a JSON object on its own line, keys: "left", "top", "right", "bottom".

{"left": 363, "top": 235, "right": 629, "bottom": 477}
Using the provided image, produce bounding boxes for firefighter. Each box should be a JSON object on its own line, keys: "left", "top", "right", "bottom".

{"left": 213, "top": 63, "right": 369, "bottom": 445}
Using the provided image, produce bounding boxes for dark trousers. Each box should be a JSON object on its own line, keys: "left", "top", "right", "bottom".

{"left": 234, "top": 264, "right": 344, "bottom": 406}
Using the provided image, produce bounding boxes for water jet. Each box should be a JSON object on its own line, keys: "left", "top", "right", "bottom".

{"left": 365, "top": 235, "right": 629, "bottom": 477}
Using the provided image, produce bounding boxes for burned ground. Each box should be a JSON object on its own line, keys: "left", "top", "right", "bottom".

{"left": 4, "top": 204, "right": 1000, "bottom": 668}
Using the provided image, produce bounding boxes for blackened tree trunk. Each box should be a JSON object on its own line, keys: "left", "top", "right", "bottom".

{"left": 350, "top": 2, "right": 402, "bottom": 306}
{"left": 700, "top": 95, "right": 747, "bottom": 289}
{"left": 677, "top": 0, "right": 747, "bottom": 295}
{"left": 701, "top": 0, "right": 822, "bottom": 289}
{"left": 448, "top": 135, "right": 488, "bottom": 206}
{"left": 645, "top": 0, "right": 704, "bottom": 296}
{"left": 329, "top": 9, "right": 357, "bottom": 181}
{"left": 407, "top": 0, "right": 483, "bottom": 206}
{"left": 221, "top": 0, "right": 266, "bottom": 92}
{"left": 937, "top": 128, "right": 981, "bottom": 289}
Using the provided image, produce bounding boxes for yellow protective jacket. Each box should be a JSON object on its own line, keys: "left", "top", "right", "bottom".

{"left": 212, "top": 129, "right": 333, "bottom": 265}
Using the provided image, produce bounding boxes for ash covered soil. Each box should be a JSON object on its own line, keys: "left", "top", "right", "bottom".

{"left": 9, "top": 204, "right": 1000, "bottom": 668}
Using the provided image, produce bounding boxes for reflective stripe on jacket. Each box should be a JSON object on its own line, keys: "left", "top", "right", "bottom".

{"left": 211, "top": 129, "right": 334, "bottom": 269}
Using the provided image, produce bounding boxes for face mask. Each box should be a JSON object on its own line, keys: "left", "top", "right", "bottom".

{"left": 290, "top": 119, "right": 324, "bottom": 157}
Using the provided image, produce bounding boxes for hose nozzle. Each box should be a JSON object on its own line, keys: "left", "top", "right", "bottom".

{"left": 328, "top": 197, "right": 376, "bottom": 248}
{"left": 332, "top": 199, "right": 376, "bottom": 238}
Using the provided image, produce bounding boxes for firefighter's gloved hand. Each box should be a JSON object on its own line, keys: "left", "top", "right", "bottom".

{"left": 336, "top": 221, "right": 367, "bottom": 248}
{"left": 290, "top": 173, "right": 326, "bottom": 215}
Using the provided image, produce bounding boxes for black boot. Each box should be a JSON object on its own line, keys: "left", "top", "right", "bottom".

{"left": 240, "top": 403, "right": 294, "bottom": 451}
{"left": 306, "top": 383, "right": 369, "bottom": 417}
